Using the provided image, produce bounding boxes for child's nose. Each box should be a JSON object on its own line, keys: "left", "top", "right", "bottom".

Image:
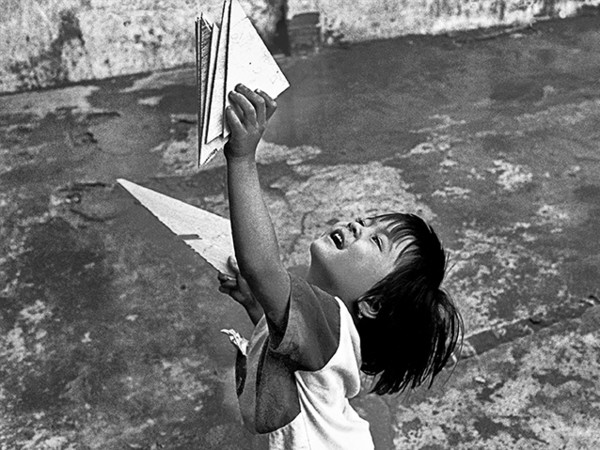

{"left": 348, "top": 221, "right": 362, "bottom": 238}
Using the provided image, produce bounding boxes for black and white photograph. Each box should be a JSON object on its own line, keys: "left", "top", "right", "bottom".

{"left": 1, "top": 0, "right": 599, "bottom": 448}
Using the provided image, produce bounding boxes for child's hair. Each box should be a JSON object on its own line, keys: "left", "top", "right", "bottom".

{"left": 356, "top": 213, "right": 463, "bottom": 395}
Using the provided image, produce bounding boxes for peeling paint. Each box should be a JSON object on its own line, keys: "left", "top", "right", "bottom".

{"left": 505, "top": 99, "right": 600, "bottom": 131}
{"left": 153, "top": 125, "right": 322, "bottom": 175}
{"left": 265, "top": 161, "right": 435, "bottom": 267}
{"left": 0, "top": 0, "right": 285, "bottom": 93}
{"left": 432, "top": 186, "right": 472, "bottom": 199}
{"left": 2, "top": 15, "right": 600, "bottom": 449}
{"left": 393, "top": 320, "right": 600, "bottom": 448}
{"left": 297, "top": 0, "right": 600, "bottom": 45}
{"left": 489, "top": 159, "right": 533, "bottom": 191}
{"left": 138, "top": 96, "right": 162, "bottom": 106}
{"left": 0, "top": 85, "right": 99, "bottom": 118}
{"left": 446, "top": 225, "right": 567, "bottom": 333}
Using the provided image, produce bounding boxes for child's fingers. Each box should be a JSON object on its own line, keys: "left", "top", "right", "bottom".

{"left": 236, "top": 274, "right": 252, "bottom": 296}
{"left": 255, "top": 89, "right": 277, "bottom": 120}
{"left": 225, "top": 106, "right": 245, "bottom": 134}
{"left": 218, "top": 285, "right": 231, "bottom": 295}
{"left": 232, "top": 101, "right": 245, "bottom": 122}
{"left": 236, "top": 85, "right": 266, "bottom": 125}
{"left": 229, "top": 290, "right": 249, "bottom": 305}
{"left": 229, "top": 90, "right": 256, "bottom": 125}
{"left": 218, "top": 271, "right": 234, "bottom": 281}
{"left": 218, "top": 285, "right": 247, "bottom": 306}
{"left": 219, "top": 279, "right": 238, "bottom": 290}
{"left": 227, "top": 255, "right": 240, "bottom": 274}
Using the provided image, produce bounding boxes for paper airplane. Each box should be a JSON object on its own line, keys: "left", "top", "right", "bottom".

{"left": 117, "top": 179, "right": 235, "bottom": 276}
{"left": 196, "top": 0, "right": 289, "bottom": 166}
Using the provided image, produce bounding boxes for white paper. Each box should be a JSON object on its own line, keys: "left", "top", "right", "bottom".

{"left": 117, "top": 178, "right": 234, "bottom": 276}
{"left": 199, "top": 0, "right": 290, "bottom": 165}
{"left": 205, "top": 0, "right": 231, "bottom": 144}
{"left": 226, "top": 0, "right": 290, "bottom": 105}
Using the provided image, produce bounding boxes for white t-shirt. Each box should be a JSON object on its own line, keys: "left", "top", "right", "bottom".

{"left": 235, "top": 273, "right": 374, "bottom": 450}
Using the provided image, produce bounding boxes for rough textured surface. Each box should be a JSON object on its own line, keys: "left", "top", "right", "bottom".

{"left": 289, "top": 0, "right": 600, "bottom": 45}
{"left": 3, "top": 1, "right": 600, "bottom": 93}
{"left": 1, "top": 13, "right": 600, "bottom": 449}
{"left": 0, "top": 0, "right": 283, "bottom": 94}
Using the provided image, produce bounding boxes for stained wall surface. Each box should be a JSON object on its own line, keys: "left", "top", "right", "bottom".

{"left": 290, "top": 0, "right": 600, "bottom": 44}
{"left": 1, "top": 14, "right": 600, "bottom": 449}
{"left": 0, "top": 0, "right": 283, "bottom": 94}
{"left": 2, "top": 0, "right": 600, "bottom": 93}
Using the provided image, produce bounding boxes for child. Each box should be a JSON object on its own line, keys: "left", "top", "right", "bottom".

{"left": 217, "top": 84, "right": 463, "bottom": 449}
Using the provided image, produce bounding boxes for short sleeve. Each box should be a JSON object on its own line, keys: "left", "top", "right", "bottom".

{"left": 269, "top": 272, "right": 341, "bottom": 372}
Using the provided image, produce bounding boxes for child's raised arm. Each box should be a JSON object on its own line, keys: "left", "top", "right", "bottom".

{"left": 224, "top": 84, "right": 290, "bottom": 338}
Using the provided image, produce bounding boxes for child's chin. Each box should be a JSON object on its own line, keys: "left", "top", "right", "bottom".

{"left": 309, "top": 239, "right": 332, "bottom": 261}
{"left": 309, "top": 239, "right": 323, "bottom": 255}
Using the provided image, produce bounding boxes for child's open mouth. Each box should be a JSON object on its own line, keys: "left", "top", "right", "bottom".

{"left": 329, "top": 229, "right": 344, "bottom": 249}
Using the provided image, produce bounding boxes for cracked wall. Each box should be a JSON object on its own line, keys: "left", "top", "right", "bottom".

{"left": 292, "top": 0, "right": 600, "bottom": 45}
{"left": 2, "top": 16, "right": 600, "bottom": 447}
{"left": 0, "top": 0, "right": 284, "bottom": 94}
{"left": 3, "top": 0, "right": 600, "bottom": 93}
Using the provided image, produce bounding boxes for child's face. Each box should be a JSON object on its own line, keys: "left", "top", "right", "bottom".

{"left": 307, "top": 217, "right": 409, "bottom": 304}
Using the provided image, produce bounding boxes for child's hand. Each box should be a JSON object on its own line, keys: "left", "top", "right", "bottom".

{"left": 218, "top": 255, "right": 257, "bottom": 308}
{"left": 224, "top": 84, "right": 277, "bottom": 161}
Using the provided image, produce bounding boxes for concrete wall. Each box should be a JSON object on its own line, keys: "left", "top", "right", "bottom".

{"left": 0, "top": 0, "right": 283, "bottom": 94}
{"left": 1, "top": 0, "right": 599, "bottom": 93}
{"left": 290, "top": 0, "right": 600, "bottom": 44}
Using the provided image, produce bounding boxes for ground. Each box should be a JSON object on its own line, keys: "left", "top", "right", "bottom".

{"left": 1, "top": 13, "right": 600, "bottom": 450}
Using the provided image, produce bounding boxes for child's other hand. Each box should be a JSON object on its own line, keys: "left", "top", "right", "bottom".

{"left": 224, "top": 84, "right": 277, "bottom": 161}
{"left": 218, "top": 255, "right": 256, "bottom": 308}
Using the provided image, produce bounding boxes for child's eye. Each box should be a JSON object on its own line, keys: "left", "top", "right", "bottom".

{"left": 372, "top": 235, "right": 382, "bottom": 251}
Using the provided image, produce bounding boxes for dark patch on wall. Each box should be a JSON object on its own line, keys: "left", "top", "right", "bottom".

{"left": 472, "top": 416, "right": 510, "bottom": 440}
{"left": 400, "top": 417, "right": 422, "bottom": 434}
{"left": 56, "top": 10, "right": 85, "bottom": 46}
{"left": 473, "top": 416, "right": 548, "bottom": 444}
{"left": 538, "top": 0, "right": 558, "bottom": 17}
{"left": 487, "top": 0, "right": 508, "bottom": 20}
{"left": 1, "top": 216, "right": 126, "bottom": 411}
{"left": 8, "top": 9, "right": 85, "bottom": 90}
{"left": 481, "top": 134, "right": 515, "bottom": 154}
{"left": 536, "top": 48, "right": 557, "bottom": 65}
{"left": 475, "top": 380, "right": 506, "bottom": 403}
{"left": 433, "top": 0, "right": 457, "bottom": 18}
{"left": 573, "top": 184, "right": 600, "bottom": 204}
{"left": 272, "top": 0, "right": 291, "bottom": 55}
{"left": 580, "top": 4, "right": 600, "bottom": 15}
{"left": 490, "top": 79, "right": 544, "bottom": 103}
{"left": 289, "top": 12, "right": 321, "bottom": 53}
{"left": 533, "top": 369, "right": 585, "bottom": 388}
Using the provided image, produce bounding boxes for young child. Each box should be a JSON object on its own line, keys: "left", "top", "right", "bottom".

{"left": 217, "top": 84, "right": 463, "bottom": 449}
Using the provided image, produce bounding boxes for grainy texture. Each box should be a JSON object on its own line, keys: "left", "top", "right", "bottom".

{"left": 289, "top": 0, "right": 600, "bottom": 44}
{"left": 0, "top": 0, "right": 284, "bottom": 93}
{"left": 2, "top": 1, "right": 600, "bottom": 93}
{"left": 1, "top": 14, "right": 600, "bottom": 449}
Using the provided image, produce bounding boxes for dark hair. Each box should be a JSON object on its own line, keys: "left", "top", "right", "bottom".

{"left": 357, "top": 213, "right": 463, "bottom": 395}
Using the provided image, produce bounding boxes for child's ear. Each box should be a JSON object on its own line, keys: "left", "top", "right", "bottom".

{"left": 357, "top": 297, "right": 381, "bottom": 319}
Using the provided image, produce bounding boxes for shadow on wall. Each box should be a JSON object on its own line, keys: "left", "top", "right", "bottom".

{"left": 8, "top": 10, "right": 86, "bottom": 91}
{"left": 1, "top": 0, "right": 600, "bottom": 93}
{"left": 0, "top": 0, "right": 286, "bottom": 94}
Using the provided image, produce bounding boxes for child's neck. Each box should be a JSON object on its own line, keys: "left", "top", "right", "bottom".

{"left": 305, "top": 266, "right": 334, "bottom": 295}
{"left": 304, "top": 266, "right": 363, "bottom": 323}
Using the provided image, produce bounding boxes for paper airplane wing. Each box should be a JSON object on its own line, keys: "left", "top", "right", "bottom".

{"left": 117, "top": 179, "right": 235, "bottom": 276}
{"left": 196, "top": 15, "right": 212, "bottom": 158}
{"left": 226, "top": 0, "right": 289, "bottom": 106}
{"left": 205, "top": 0, "right": 231, "bottom": 144}
{"left": 200, "top": 23, "right": 228, "bottom": 166}
{"left": 197, "top": 0, "right": 290, "bottom": 166}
